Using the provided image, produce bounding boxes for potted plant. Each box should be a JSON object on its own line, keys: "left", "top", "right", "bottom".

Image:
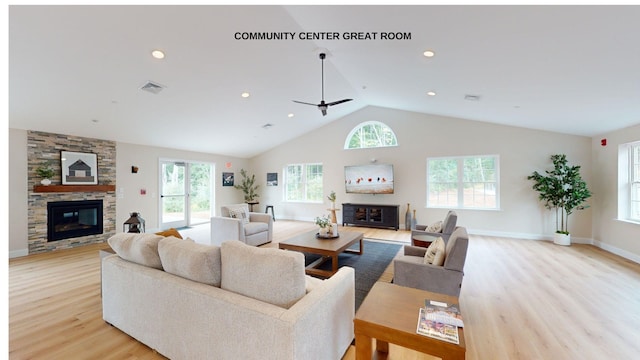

{"left": 327, "top": 190, "right": 337, "bottom": 209}
{"left": 314, "top": 215, "right": 331, "bottom": 236}
{"left": 527, "top": 154, "right": 592, "bottom": 245}
{"left": 234, "top": 168, "right": 259, "bottom": 203}
{"left": 36, "top": 161, "right": 55, "bottom": 185}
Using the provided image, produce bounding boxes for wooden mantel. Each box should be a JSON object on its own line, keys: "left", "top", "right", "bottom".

{"left": 33, "top": 185, "right": 116, "bottom": 193}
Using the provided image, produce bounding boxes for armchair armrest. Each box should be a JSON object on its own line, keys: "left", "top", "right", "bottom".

{"left": 210, "top": 216, "right": 244, "bottom": 245}
{"left": 411, "top": 228, "right": 450, "bottom": 242}
{"left": 403, "top": 245, "right": 428, "bottom": 257}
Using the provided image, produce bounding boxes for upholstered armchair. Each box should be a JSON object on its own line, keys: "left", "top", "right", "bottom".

{"left": 210, "top": 204, "right": 273, "bottom": 247}
{"left": 411, "top": 210, "right": 458, "bottom": 245}
{"left": 393, "top": 227, "right": 469, "bottom": 297}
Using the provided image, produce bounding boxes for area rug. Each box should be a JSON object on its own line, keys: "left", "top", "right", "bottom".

{"left": 304, "top": 239, "right": 402, "bottom": 310}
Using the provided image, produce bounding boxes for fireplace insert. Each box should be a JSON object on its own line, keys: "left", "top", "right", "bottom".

{"left": 47, "top": 200, "right": 103, "bottom": 241}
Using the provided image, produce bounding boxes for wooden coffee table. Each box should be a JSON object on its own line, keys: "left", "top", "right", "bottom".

{"left": 278, "top": 230, "right": 364, "bottom": 277}
{"left": 354, "top": 282, "right": 465, "bottom": 360}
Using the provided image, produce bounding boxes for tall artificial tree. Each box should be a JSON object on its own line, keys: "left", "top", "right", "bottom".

{"left": 527, "top": 154, "right": 592, "bottom": 234}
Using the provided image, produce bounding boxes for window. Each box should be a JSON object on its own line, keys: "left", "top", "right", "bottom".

{"left": 620, "top": 141, "right": 640, "bottom": 222}
{"left": 427, "top": 155, "right": 499, "bottom": 209}
{"left": 284, "top": 163, "right": 323, "bottom": 202}
{"left": 344, "top": 121, "right": 398, "bottom": 149}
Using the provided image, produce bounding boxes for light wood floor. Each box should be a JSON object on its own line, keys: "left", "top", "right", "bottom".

{"left": 8, "top": 221, "right": 640, "bottom": 359}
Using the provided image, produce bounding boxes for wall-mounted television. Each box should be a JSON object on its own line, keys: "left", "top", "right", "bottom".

{"left": 345, "top": 164, "right": 394, "bottom": 194}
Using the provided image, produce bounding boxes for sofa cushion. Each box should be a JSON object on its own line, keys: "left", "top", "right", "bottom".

{"left": 107, "top": 233, "right": 164, "bottom": 270}
{"left": 426, "top": 220, "right": 443, "bottom": 233}
{"left": 158, "top": 236, "right": 222, "bottom": 287}
{"left": 155, "top": 228, "right": 183, "bottom": 239}
{"left": 424, "top": 237, "right": 446, "bottom": 266}
{"left": 244, "top": 222, "right": 268, "bottom": 236}
{"left": 220, "top": 240, "right": 306, "bottom": 309}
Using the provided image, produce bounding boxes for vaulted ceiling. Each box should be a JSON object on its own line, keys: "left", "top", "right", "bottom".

{"left": 9, "top": 5, "right": 640, "bottom": 158}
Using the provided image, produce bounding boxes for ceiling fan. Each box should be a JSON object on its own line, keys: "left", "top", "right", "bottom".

{"left": 293, "top": 52, "right": 352, "bottom": 116}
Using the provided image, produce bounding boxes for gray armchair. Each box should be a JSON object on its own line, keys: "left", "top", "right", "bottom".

{"left": 393, "top": 227, "right": 469, "bottom": 297}
{"left": 210, "top": 204, "right": 273, "bottom": 247}
{"left": 411, "top": 210, "right": 457, "bottom": 245}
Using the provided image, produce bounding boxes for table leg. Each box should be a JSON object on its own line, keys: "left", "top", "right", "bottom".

{"left": 332, "top": 255, "right": 338, "bottom": 274}
{"left": 355, "top": 333, "right": 372, "bottom": 360}
{"left": 375, "top": 339, "right": 389, "bottom": 353}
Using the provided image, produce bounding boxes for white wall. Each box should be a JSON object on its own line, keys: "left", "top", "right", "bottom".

{"left": 591, "top": 123, "right": 640, "bottom": 262}
{"left": 116, "top": 142, "right": 250, "bottom": 232}
{"left": 8, "top": 128, "right": 29, "bottom": 257}
{"left": 251, "top": 106, "right": 593, "bottom": 240}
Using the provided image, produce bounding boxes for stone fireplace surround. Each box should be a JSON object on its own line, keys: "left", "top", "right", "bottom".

{"left": 28, "top": 131, "right": 116, "bottom": 254}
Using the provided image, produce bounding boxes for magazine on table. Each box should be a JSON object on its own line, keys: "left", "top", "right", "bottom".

{"left": 416, "top": 307, "right": 460, "bottom": 344}
{"left": 423, "top": 299, "right": 464, "bottom": 328}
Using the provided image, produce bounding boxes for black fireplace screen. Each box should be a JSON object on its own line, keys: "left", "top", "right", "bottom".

{"left": 47, "top": 200, "right": 103, "bottom": 241}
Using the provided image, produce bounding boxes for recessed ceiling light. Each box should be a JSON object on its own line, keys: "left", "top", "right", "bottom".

{"left": 423, "top": 50, "right": 435, "bottom": 57}
{"left": 151, "top": 50, "right": 165, "bottom": 59}
{"left": 241, "top": 92, "right": 250, "bottom": 98}
{"left": 427, "top": 91, "right": 437, "bottom": 96}
{"left": 288, "top": 113, "right": 294, "bottom": 118}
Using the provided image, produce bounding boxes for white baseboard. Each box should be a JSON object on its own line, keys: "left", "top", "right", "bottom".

{"left": 468, "top": 229, "right": 639, "bottom": 264}
{"left": 592, "top": 240, "right": 640, "bottom": 264}
{"left": 9, "top": 248, "right": 29, "bottom": 258}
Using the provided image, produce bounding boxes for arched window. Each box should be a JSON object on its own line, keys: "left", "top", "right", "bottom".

{"left": 344, "top": 121, "right": 398, "bottom": 149}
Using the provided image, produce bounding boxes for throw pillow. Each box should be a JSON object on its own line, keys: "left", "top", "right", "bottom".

{"left": 155, "top": 228, "right": 183, "bottom": 239}
{"left": 426, "top": 220, "right": 443, "bottom": 233}
{"left": 107, "top": 233, "right": 164, "bottom": 270}
{"left": 228, "top": 208, "right": 249, "bottom": 224}
{"left": 220, "top": 240, "right": 306, "bottom": 309}
{"left": 423, "top": 237, "right": 446, "bottom": 266}
{"left": 158, "top": 236, "right": 222, "bottom": 287}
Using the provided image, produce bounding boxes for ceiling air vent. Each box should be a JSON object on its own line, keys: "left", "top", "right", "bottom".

{"left": 464, "top": 94, "right": 481, "bottom": 101}
{"left": 140, "top": 81, "right": 165, "bottom": 94}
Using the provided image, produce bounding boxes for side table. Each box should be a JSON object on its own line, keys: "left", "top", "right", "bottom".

{"left": 354, "top": 282, "right": 465, "bottom": 360}
{"left": 411, "top": 234, "right": 440, "bottom": 248}
{"left": 327, "top": 208, "right": 340, "bottom": 224}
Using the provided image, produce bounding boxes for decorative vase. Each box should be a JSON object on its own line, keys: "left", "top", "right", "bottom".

{"left": 405, "top": 203, "right": 412, "bottom": 230}
{"left": 40, "top": 178, "right": 51, "bottom": 186}
{"left": 332, "top": 223, "right": 339, "bottom": 237}
{"left": 319, "top": 227, "right": 329, "bottom": 237}
{"left": 411, "top": 209, "right": 417, "bottom": 230}
{"left": 554, "top": 232, "right": 571, "bottom": 246}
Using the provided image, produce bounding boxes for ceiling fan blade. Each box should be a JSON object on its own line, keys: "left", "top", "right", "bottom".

{"left": 292, "top": 100, "right": 318, "bottom": 106}
{"left": 326, "top": 99, "right": 353, "bottom": 107}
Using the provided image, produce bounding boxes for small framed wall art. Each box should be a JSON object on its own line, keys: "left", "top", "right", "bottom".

{"left": 267, "top": 172, "right": 278, "bottom": 186}
{"left": 61, "top": 151, "right": 98, "bottom": 185}
{"left": 222, "top": 172, "right": 234, "bottom": 186}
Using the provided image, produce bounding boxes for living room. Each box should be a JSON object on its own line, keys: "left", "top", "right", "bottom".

{"left": 6, "top": 4, "right": 640, "bottom": 359}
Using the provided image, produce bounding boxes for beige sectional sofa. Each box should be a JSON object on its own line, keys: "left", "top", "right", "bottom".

{"left": 102, "top": 233, "right": 355, "bottom": 360}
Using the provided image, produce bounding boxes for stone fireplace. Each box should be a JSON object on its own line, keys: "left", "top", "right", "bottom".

{"left": 28, "top": 131, "right": 116, "bottom": 254}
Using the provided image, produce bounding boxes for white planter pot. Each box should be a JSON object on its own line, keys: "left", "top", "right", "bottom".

{"left": 40, "top": 178, "right": 51, "bottom": 186}
{"left": 554, "top": 233, "right": 571, "bottom": 246}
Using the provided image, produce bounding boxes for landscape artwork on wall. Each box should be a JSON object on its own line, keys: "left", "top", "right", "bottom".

{"left": 222, "top": 172, "right": 234, "bottom": 186}
{"left": 61, "top": 151, "right": 98, "bottom": 185}
{"left": 267, "top": 172, "right": 278, "bottom": 186}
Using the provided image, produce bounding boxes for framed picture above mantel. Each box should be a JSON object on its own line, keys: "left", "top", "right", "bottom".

{"left": 61, "top": 151, "right": 98, "bottom": 185}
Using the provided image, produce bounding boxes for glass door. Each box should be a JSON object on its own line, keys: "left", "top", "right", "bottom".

{"left": 160, "top": 161, "right": 187, "bottom": 229}
{"left": 160, "top": 160, "right": 214, "bottom": 230}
